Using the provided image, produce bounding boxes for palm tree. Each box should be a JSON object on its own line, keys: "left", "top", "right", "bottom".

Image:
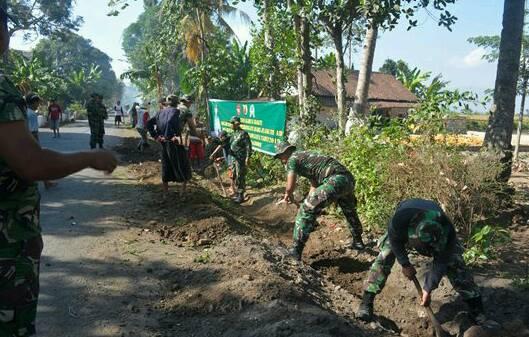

{"left": 346, "top": 23, "right": 377, "bottom": 134}
{"left": 161, "top": 0, "right": 250, "bottom": 127}
{"left": 483, "top": 0, "right": 525, "bottom": 181}
{"left": 396, "top": 67, "right": 431, "bottom": 96}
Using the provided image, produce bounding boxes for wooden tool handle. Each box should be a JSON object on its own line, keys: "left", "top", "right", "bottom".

{"left": 411, "top": 276, "right": 450, "bottom": 337}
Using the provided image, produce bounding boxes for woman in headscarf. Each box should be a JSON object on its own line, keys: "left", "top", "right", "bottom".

{"left": 147, "top": 95, "right": 198, "bottom": 197}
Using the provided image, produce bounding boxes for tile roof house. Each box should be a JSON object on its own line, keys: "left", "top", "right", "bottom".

{"left": 312, "top": 69, "right": 419, "bottom": 128}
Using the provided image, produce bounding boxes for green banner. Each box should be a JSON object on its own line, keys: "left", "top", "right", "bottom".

{"left": 208, "top": 99, "right": 287, "bottom": 155}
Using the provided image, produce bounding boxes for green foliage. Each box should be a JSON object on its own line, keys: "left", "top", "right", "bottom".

{"left": 290, "top": 114, "right": 505, "bottom": 233}
{"left": 32, "top": 32, "right": 122, "bottom": 102}
{"left": 362, "top": 0, "right": 457, "bottom": 31}
{"left": 315, "top": 53, "right": 337, "bottom": 70}
{"left": 463, "top": 225, "right": 510, "bottom": 265}
{"left": 194, "top": 249, "right": 211, "bottom": 264}
{"left": 121, "top": 4, "right": 179, "bottom": 100}
{"left": 246, "top": 152, "right": 285, "bottom": 188}
{"left": 397, "top": 66, "right": 479, "bottom": 135}
{"left": 4, "top": 51, "right": 66, "bottom": 98}
{"left": 67, "top": 65, "right": 102, "bottom": 102}
{"left": 7, "top": 0, "right": 82, "bottom": 37}
{"left": 68, "top": 101, "right": 87, "bottom": 120}
{"left": 248, "top": 7, "right": 297, "bottom": 98}
{"left": 183, "top": 33, "right": 252, "bottom": 102}
{"left": 379, "top": 58, "right": 411, "bottom": 77}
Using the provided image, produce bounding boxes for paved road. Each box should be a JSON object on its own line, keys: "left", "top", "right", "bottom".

{"left": 36, "top": 121, "right": 162, "bottom": 337}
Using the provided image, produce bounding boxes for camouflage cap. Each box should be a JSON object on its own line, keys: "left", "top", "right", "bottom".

{"left": 230, "top": 116, "right": 241, "bottom": 124}
{"left": 274, "top": 141, "right": 297, "bottom": 159}
{"left": 415, "top": 210, "right": 444, "bottom": 245}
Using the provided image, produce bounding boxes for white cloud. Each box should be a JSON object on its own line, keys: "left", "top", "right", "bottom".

{"left": 462, "top": 47, "right": 487, "bottom": 67}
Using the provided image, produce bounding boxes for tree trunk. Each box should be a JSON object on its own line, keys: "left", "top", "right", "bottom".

{"left": 332, "top": 28, "right": 346, "bottom": 134}
{"left": 288, "top": 0, "right": 304, "bottom": 115}
{"left": 263, "top": 0, "right": 279, "bottom": 99}
{"left": 483, "top": 0, "right": 525, "bottom": 180}
{"left": 351, "top": 24, "right": 378, "bottom": 118}
{"left": 196, "top": 10, "right": 211, "bottom": 131}
{"left": 346, "top": 24, "right": 378, "bottom": 134}
{"left": 300, "top": 11, "right": 312, "bottom": 120}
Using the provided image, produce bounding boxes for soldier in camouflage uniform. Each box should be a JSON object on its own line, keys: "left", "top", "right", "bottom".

{"left": 86, "top": 93, "right": 108, "bottom": 149}
{"left": 274, "top": 141, "right": 365, "bottom": 261}
{"left": 357, "top": 198, "right": 483, "bottom": 322}
{"left": 229, "top": 116, "right": 252, "bottom": 204}
{"left": 0, "top": 8, "right": 117, "bottom": 335}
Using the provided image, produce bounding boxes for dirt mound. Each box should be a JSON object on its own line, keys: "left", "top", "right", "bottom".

{"left": 157, "top": 216, "right": 247, "bottom": 246}
{"left": 156, "top": 235, "right": 390, "bottom": 337}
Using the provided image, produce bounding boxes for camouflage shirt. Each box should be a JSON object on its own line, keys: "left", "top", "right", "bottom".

{"left": 388, "top": 199, "right": 456, "bottom": 261}
{"left": 286, "top": 151, "right": 350, "bottom": 185}
{"left": 230, "top": 129, "right": 252, "bottom": 161}
{"left": 86, "top": 99, "right": 108, "bottom": 121}
{"left": 0, "top": 74, "right": 41, "bottom": 242}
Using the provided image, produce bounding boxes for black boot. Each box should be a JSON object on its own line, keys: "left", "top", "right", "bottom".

{"left": 349, "top": 234, "right": 365, "bottom": 251}
{"left": 465, "top": 296, "right": 484, "bottom": 320}
{"left": 289, "top": 241, "right": 305, "bottom": 261}
{"left": 356, "top": 291, "right": 375, "bottom": 322}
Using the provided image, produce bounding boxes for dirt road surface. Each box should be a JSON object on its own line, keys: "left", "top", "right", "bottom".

{"left": 36, "top": 121, "right": 169, "bottom": 337}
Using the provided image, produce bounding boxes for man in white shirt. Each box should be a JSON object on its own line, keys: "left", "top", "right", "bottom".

{"left": 114, "top": 100, "right": 124, "bottom": 127}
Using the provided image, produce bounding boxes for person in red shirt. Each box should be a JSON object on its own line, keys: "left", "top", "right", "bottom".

{"left": 47, "top": 99, "right": 63, "bottom": 138}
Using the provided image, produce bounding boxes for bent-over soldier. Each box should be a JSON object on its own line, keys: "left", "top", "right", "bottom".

{"left": 274, "top": 141, "right": 365, "bottom": 261}
{"left": 356, "top": 198, "right": 483, "bottom": 322}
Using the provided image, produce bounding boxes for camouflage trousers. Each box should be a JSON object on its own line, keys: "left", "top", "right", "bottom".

{"left": 365, "top": 233, "right": 480, "bottom": 300}
{"left": 0, "top": 236, "right": 43, "bottom": 337}
{"left": 231, "top": 158, "right": 247, "bottom": 194}
{"left": 293, "top": 174, "right": 363, "bottom": 245}
{"left": 88, "top": 119, "right": 105, "bottom": 149}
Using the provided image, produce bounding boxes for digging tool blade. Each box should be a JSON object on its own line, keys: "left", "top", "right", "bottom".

{"left": 411, "top": 276, "right": 453, "bottom": 337}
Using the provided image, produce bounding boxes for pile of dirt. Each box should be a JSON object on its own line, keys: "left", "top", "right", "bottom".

{"left": 155, "top": 234, "right": 388, "bottom": 337}
{"left": 156, "top": 216, "right": 248, "bottom": 246}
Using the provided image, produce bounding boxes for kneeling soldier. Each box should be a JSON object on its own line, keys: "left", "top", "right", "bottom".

{"left": 274, "top": 141, "right": 365, "bottom": 261}
{"left": 357, "top": 198, "right": 483, "bottom": 322}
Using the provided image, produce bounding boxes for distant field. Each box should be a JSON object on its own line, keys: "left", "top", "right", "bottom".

{"left": 461, "top": 114, "right": 529, "bottom": 131}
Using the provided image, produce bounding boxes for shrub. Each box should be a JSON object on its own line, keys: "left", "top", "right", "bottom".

{"left": 463, "top": 225, "right": 510, "bottom": 265}
{"left": 247, "top": 152, "right": 285, "bottom": 188}
{"left": 68, "top": 102, "right": 87, "bottom": 120}
{"left": 296, "top": 117, "right": 506, "bottom": 235}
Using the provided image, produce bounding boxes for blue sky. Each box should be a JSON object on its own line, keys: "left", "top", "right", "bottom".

{"left": 11, "top": 0, "right": 504, "bottom": 100}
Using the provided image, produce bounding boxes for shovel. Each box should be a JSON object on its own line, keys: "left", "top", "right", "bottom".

{"left": 411, "top": 275, "right": 453, "bottom": 337}
{"left": 213, "top": 162, "right": 228, "bottom": 197}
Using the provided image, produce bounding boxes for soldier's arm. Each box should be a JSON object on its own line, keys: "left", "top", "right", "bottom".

{"left": 423, "top": 217, "right": 457, "bottom": 293}
{"left": 283, "top": 172, "right": 297, "bottom": 202}
{"left": 0, "top": 121, "right": 117, "bottom": 181}
{"left": 388, "top": 209, "right": 416, "bottom": 266}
